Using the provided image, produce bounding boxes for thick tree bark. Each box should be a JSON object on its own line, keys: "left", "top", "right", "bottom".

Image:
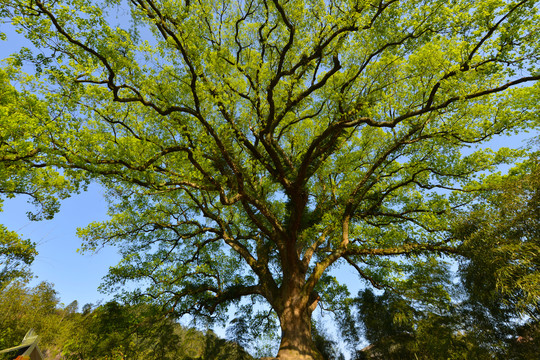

{"left": 276, "top": 304, "right": 323, "bottom": 360}
{"left": 274, "top": 271, "right": 323, "bottom": 360}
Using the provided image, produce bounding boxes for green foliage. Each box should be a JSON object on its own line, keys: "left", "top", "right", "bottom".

{"left": 0, "top": 68, "right": 85, "bottom": 286}
{"left": 311, "top": 322, "right": 345, "bottom": 360}
{"left": 357, "top": 289, "right": 415, "bottom": 347}
{"left": 0, "top": 282, "right": 254, "bottom": 360}
{"left": 348, "top": 156, "right": 540, "bottom": 359}
{"left": 226, "top": 302, "right": 280, "bottom": 356}
{"left": 1, "top": 0, "right": 540, "bottom": 358}
{"left": 0, "top": 281, "right": 65, "bottom": 358}
{"left": 0, "top": 225, "right": 36, "bottom": 285}
{"left": 0, "top": 69, "right": 78, "bottom": 220}
{"left": 350, "top": 289, "right": 493, "bottom": 360}
{"left": 508, "top": 321, "right": 540, "bottom": 360}
{"left": 456, "top": 151, "right": 540, "bottom": 318}
{"left": 350, "top": 288, "right": 539, "bottom": 360}
{"left": 62, "top": 301, "right": 255, "bottom": 360}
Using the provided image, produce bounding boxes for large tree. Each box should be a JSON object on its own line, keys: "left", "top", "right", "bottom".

{"left": 1, "top": 0, "right": 539, "bottom": 358}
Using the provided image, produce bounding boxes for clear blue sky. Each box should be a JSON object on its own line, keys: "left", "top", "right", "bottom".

{"left": 0, "top": 185, "right": 120, "bottom": 306}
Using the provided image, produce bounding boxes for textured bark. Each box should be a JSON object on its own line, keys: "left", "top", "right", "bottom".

{"left": 277, "top": 304, "right": 323, "bottom": 360}
{"left": 274, "top": 271, "right": 323, "bottom": 360}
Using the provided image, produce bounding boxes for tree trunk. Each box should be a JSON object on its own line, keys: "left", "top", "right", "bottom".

{"left": 275, "top": 296, "right": 323, "bottom": 360}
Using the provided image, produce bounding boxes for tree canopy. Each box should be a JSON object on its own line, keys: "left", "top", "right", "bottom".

{"left": 1, "top": 0, "right": 539, "bottom": 359}
{"left": 0, "top": 69, "right": 77, "bottom": 286}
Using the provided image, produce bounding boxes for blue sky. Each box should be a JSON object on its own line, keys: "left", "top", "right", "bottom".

{"left": 0, "top": 184, "right": 120, "bottom": 306}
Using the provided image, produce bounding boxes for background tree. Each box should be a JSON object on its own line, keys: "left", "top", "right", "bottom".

{"left": 311, "top": 321, "right": 345, "bottom": 360}
{"left": 0, "top": 226, "right": 36, "bottom": 286}
{"left": 1, "top": 0, "right": 540, "bottom": 359}
{"left": 350, "top": 289, "right": 481, "bottom": 360}
{"left": 456, "top": 150, "right": 540, "bottom": 318}
{"left": 453, "top": 149, "right": 540, "bottom": 359}
{"left": 0, "top": 281, "right": 66, "bottom": 358}
{"left": 350, "top": 286, "right": 538, "bottom": 360}
{"left": 226, "top": 303, "right": 281, "bottom": 356}
{"left": 62, "top": 300, "right": 254, "bottom": 360}
{"left": 0, "top": 283, "right": 254, "bottom": 360}
{"left": 350, "top": 152, "right": 540, "bottom": 360}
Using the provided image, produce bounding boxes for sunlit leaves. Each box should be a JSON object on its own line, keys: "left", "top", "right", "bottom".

{"left": 0, "top": 225, "right": 37, "bottom": 286}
